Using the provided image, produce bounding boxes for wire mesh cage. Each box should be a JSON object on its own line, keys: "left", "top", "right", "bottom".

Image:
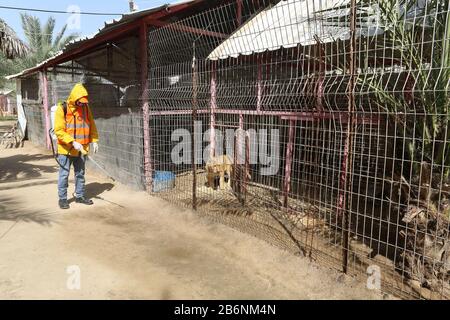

{"left": 146, "top": 0, "right": 450, "bottom": 299}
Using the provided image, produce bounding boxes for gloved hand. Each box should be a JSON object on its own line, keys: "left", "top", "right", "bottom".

{"left": 73, "top": 141, "right": 83, "bottom": 151}
{"left": 92, "top": 142, "right": 99, "bottom": 154}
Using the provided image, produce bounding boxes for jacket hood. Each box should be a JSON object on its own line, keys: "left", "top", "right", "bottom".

{"left": 67, "top": 83, "right": 88, "bottom": 106}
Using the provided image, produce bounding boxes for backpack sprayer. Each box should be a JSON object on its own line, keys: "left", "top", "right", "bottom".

{"left": 49, "top": 103, "right": 115, "bottom": 182}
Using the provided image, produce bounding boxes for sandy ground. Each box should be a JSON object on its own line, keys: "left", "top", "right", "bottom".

{"left": 0, "top": 141, "right": 386, "bottom": 300}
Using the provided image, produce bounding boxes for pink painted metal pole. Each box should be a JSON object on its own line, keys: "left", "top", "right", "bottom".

{"left": 243, "top": 133, "right": 250, "bottom": 204}
{"left": 236, "top": 0, "right": 243, "bottom": 26}
{"left": 257, "top": 55, "right": 262, "bottom": 112}
{"left": 210, "top": 62, "right": 217, "bottom": 159}
{"left": 337, "top": 123, "right": 349, "bottom": 211}
{"left": 192, "top": 45, "right": 198, "bottom": 210}
{"left": 239, "top": 113, "right": 244, "bottom": 164}
{"left": 40, "top": 70, "right": 51, "bottom": 149}
{"left": 52, "top": 68, "right": 58, "bottom": 104}
{"left": 337, "top": 0, "right": 357, "bottom": 274}
{"left": 283, "top": 119, "right": 296, "bottom": 208}
{"left": 316, "top": 37, "right": 325, "bottom": 113}
{"left": 140, "top": 22, "right": 153, "bottom": 191}
{"left": 239, "top": 113, "right": 245, "bottom": 204}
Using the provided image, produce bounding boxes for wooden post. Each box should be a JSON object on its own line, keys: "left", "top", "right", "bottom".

{"left": 0, "top": 96, "right": 4, "bottom": 117}
{"left": 140, "top": 21, "right": 153, "bottom": 191}
{"left": 283, "top": 119, "right": 296, "bottom": 208}
{"left": 40, "top": 70, "right": 51, "bottom": 149}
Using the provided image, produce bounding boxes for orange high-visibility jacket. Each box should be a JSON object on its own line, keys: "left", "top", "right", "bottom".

{"left": 54, "top": 83, "right": 99, "bottom": 156}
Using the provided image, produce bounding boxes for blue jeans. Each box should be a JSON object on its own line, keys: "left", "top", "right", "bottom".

{"left": 57, "top": 154, "right": 86, "bottom": 200}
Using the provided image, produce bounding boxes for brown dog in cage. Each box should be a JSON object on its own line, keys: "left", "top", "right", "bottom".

{"left": 206, "top": 155, "right": 233, "bottom": 190}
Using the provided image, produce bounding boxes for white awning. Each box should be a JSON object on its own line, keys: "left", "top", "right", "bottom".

{"left": 208, "top": 0, "right": 381, "bottom": 60}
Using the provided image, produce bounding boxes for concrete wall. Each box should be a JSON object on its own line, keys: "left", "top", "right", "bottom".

{"left": 89, "top": 108, "right": 145, "bottom": 190}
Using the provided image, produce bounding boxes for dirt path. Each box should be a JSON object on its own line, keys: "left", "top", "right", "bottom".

{"left": 0, "top": 142, "right": 386, "bottom": 300}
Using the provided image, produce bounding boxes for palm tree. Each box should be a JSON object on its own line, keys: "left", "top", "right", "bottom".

{"left": 1, "top": 14, "right": 78, "bottom": 89}
{"left": 18, "top": 14, "right": 79, "bottom": 69}
{"left": 0, "top": 18, "right": 28, "bottom": 58}
{"left": 0, "top": 19, "right": 28, "bottom": 89}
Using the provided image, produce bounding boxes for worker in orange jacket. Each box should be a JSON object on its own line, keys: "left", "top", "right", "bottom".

{"left": 54, "top": 83, "right": 99, "bottom": 209}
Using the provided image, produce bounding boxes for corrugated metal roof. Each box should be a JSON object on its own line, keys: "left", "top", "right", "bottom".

{"left": 208, "top": 0, "right": 381, "bottom": 60}
{"left": 7, "top": 0, "right": 200, "bottom": 79}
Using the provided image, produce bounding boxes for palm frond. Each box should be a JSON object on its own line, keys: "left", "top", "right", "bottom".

{"left": 53, "top": 24, "right": 67, "bottom": 48}
{"left": 16, "top": 14, "right": 78, "bottom": 70}
{"left": 42, "top": 17, "right": 56, "bottom": 48}
{"left": 0, "top": 19, "right": 28, "bottom": 58}
{"left": 56, "top": 33, "right": 79, "bottom": 51}
{"left": 21, "top": 13, "right": 42, "bottom": 50}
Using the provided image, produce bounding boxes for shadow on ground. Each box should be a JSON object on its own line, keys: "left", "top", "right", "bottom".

{"left": 0, "top": 179, "right": 55, "bottom": 191}
{"left": 0, "top": 154, "right": 55, "bottom": 183}
{"left": 86, "top": 182, "right": 115, "bottom": 198}
{"left": 67, "top": 182, "right": 116, "bottom": 204}
{"left": 0, "top": 195, "right": 56, "bottom": 226}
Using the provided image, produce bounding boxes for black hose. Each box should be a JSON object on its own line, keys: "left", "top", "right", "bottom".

{"left": 49, "top": 129, "right": 70, "bottom": 171}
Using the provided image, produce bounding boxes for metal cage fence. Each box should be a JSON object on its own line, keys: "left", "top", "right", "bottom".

{"left": 145, "top": 0, "right": 450, "bottom": 299}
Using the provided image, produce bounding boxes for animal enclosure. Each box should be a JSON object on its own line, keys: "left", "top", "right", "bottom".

{"left": 15, "top": 0, "right": 450, "bottom": 299}
{"left": 146, "top": 0, "right": 450, "bottom": 299}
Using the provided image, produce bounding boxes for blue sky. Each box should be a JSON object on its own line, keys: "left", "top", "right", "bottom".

{"left": 0, "top": 0, "right": 170, "bottom": 42}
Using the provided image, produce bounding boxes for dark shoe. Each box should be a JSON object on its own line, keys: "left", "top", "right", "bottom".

{"left": 59, "top": 199, "right": 70, "bottom": 210}
{"left": 75, "top": 197, "right": 94, "bottom": 205}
